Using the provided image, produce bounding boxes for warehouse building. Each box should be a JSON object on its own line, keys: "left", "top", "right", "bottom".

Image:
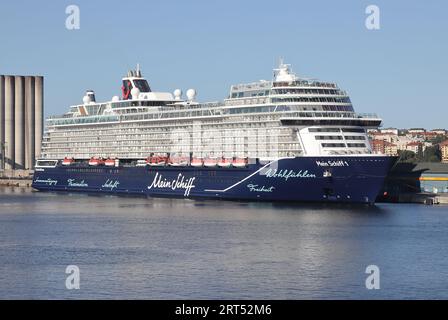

{"left": 0, "top": 75, "right": 43, "bottom": 172}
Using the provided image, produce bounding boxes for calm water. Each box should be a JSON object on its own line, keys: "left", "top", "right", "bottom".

{"left": 0, "top": 186, "right": 447, "bottom": 299}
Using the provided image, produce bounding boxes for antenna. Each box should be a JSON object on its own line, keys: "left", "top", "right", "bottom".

{"left": 136, "top": 63, "right": 141, "bottom": 77}
{"left": 279, "top": 57, "right": 284, "bottom": 67}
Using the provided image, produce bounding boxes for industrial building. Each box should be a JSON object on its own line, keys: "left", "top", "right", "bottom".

{"left": 0, "top": 75, "right": 43, "bottom": 172}
{"left": 382, "top": 162, "right": 448, "bottom": 199}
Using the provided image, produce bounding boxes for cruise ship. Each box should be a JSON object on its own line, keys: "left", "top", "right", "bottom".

{"left": 32, "top": 61, "right": 395, "bottom": 203}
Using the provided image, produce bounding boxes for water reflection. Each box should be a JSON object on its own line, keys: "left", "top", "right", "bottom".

{"left": 0, "top": 186, "right": 447, "bottom": 299}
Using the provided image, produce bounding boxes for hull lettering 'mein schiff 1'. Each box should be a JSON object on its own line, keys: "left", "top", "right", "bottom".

{"left": 32, "top": 61, "right": 396, "bottom": 204}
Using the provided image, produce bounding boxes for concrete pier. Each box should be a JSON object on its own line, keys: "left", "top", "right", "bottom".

{"left": 0, "top": 172, "right": 33, "bottom": 187}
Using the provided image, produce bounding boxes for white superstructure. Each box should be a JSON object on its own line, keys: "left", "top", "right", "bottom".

{"left": 41, "top": 62, "right": 381, "bottom": 160}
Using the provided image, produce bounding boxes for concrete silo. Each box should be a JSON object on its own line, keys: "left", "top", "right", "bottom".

{"left": 14, "top": 76, "right": 25, "bottom": 169}
{"left": 34, "top": 76, "right": 43, "bottom": 160}
{"left": 25, "top": 76, "right": 35, "bottom": 170}
{"left": 4, "top": 76, "right": 15, "bottom": 170}
{"left": 0, "top": 76, "right": 4, "bottom": 169}
{"left": 0, "top": 74, "right": 43, "bottom": 172}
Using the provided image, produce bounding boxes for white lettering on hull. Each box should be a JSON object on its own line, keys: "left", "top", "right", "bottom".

{"left": 34, "top": 178, "right": 58, "bottom": 186}
{"left": 148, "top": 173, "right": 196, "bottom": 197}
{"left": 67, "top": 179, "right": 88, "bottom": 187}
{"left": 264, "top": 169, "right": 316, "bottom": 181}
{"left": 102, "top": 179, "right": 120, "bottom": 190}
{"left": 247, "top": 184, "right": 275, "bottom": 193}
{"left": 316, "top": 160, "right": 349, "bottom": 167}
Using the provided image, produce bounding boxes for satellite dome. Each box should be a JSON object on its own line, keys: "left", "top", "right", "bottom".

{"left": 111, "top": 95, "right": 120, "bottom": 102}
{"left": 186, "top": 88, "right": 196, "bottom": 101}
{"left": 173, "top": 89, "right": 182, "bottom": 100}
{"left": 131, "top": 87, "right": 140, "bottom": 100}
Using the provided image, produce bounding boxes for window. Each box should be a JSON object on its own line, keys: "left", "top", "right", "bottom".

{"left": 342, "top": 128, "right": 365, "bottom": 133}
{"left": 344, "top": 136, "right": 366, "bottom": 140}
{"left": 347, "top": 143, "right": 366, "bottom": 148}
{"left": 309, "top": 128, "right": 341, "bottom": 133}
{"left": 322, "top": 143, "right": 346, "bottom": 148}
{"left": 133, "top": 80, "right": 151, "bottom": 93}
{"left": 315, "top": 135, "right": 344, "bottom": 140}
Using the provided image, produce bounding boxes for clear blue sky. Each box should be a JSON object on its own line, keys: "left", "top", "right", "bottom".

{"left": 1, "top": 0, "right": 447, "bottom": 129}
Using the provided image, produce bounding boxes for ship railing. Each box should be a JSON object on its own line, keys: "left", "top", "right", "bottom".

{"left": 279, "top": 112, "right": 379, "bottom": 119}
{"left": 230, "top": 81, "right": 272, "bottom": 91}
{"left": 356, "top": 113, "right": 379, "bottom": 119}
{"left": 272, "top": 81, "right": 338, "bottom": 88}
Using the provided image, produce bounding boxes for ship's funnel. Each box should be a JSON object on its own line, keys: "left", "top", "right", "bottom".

{"left": 86, "top": 90, "right": 96, "bottom": 102}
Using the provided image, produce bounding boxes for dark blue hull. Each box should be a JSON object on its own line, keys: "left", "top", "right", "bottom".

{"left": 32, "top": 156, "right": 395, "bottom": 204}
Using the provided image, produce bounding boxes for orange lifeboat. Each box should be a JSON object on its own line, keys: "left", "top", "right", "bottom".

{"left": 144, "top": 157, "right": 152, "bottom": 165}
{"left": 105, "top": 158, "right": 116, "bottom": 167}
{"left": 218, "top": 157, "right": 233, "bottom": 168}
{"left": 62, "top": 157, "right": 74, "bottom": 166}
{"left": 191, "top": 157, "right": 203, "bottom": 167}
{"left": 232, "top": 157, "right": 248, "bottom": 168}
{"left": 88, "top": 157, "right": 104, "bottom": 166}
{"left": 169, "top": 156, "right": 189, "bottom": 166}
{"left": 204, "top": 157, "right": 218, "bottom": 167}
{"left": 149, "top": 156, "right": 167, "bottom": 166}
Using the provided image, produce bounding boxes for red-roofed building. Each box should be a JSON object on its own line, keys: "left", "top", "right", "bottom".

{"left": 423, "top": 131, "right": 438, "bottom": 139}
{"left": 431, "top": 129, "right": 447, "bottom": 135}
{"left": 369, "top": 139, "right": 397, "bottom": 156}
{"left": 370, "top": 139, "right": 385, "bottom": 154}
{"left": 405, "top": 141, "right": 422, "bottom": 154}
{"left": 440, "top": 140, "right": 448, "bottom": 163}
{"left": 384, "top": 142, "right": 398, "bottom": 156}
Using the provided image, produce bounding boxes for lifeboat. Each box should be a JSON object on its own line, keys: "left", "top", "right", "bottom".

{"left": 149, "top": 156, "right": 167, "bottom": 166}
{"left": 218, "top": 157, "right": 233, "bottom": 168}
{"left": 169, "top": 156, "right": 189, "bottom": 166}
{"left": 204, "top": 157, "right": 218, "bottom": 167}
{"left": 88, "top": 157, "right": 104, "bottom": 166}
{"left": 232, "top": 157, "right": 248, "bottom": 168}
{"left": 105, "top": 158, "right": 116, "bottom": 167}
{"left": 191, "top": 157, "right": 203, "bottom": 167}
{"left": 62, "top": 157, "right": 74, "bottom": 166}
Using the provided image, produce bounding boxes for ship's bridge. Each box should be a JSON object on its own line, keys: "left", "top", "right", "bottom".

{"left": 121, "top": 64, "right": 152, "bottom": 100}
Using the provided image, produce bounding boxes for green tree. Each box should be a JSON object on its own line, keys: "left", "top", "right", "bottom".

{"left": 416, "top": 145, "right": 424, "bottom": 161}
{"left": 423, "top": 145, "right": 442, "bottom": 162}
{"left": 427, "top": 135, "right": 447, "bottom": 145}
{"left": 398, "top": 150, "right": 417, "bottom": 163}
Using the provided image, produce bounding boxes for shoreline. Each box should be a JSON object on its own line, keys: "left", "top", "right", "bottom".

{"left": 0, "top": 178, "right": 33, "bottom": 187}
